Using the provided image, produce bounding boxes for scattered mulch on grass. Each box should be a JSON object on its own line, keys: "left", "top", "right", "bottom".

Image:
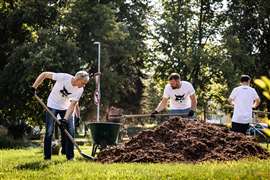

{"left": 97, "top": 117, "right": 270, "bottom": 163}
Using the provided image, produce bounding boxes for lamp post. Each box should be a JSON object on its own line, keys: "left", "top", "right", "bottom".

{"left": 94, "top": 41, "right": 101, "bottom": 122}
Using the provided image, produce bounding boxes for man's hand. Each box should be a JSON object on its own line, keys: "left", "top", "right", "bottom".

{"left": 94, "top": 72, "right": 102, "bottom": 76}
{"left": 59, "top": 119, "right": 68, "bottom": 130}
{"left": 151, "top": 110, "right": 158, "bottom": 118}
{"left": 188, "top": 110, "right": 195, "bottom": 117}
{"left": 31, "top": 87, "right": 37, "bottom": 96}
{"left": 90, "top": 72, "right": 102, "bottom": 79}
{"left": 75, "top": 116, "right": 80, "bottom": 127}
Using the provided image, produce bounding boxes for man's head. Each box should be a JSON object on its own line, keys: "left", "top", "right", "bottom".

{"left": 106, "top": 106, "right": 123, "bottom": 123}
{"left": 240, "top": 74, "right": 251, "bottom": 85}
{"left": 168, "top": 73, "right": 181, "bottom": 89}
{"left": 74, "top": 70, "right": 89, "bottom": 88}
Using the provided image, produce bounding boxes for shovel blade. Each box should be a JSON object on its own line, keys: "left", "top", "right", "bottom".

{"left": 81, "top": 152, "right": 96, "bottom": 161}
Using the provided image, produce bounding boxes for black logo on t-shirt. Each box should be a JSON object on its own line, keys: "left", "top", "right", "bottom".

{"left": 60, "top": 86, "right": 72, "bottom": 97}
{"left": 175, "top": 94, "right": 185, "bottom": 102}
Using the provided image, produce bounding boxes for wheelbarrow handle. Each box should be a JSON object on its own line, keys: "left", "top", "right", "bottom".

{"left": 109, "top": 113, "right": 188, "bottom": 119}
{"left": 252, "top": 110, "right": 270, "bottom": 115}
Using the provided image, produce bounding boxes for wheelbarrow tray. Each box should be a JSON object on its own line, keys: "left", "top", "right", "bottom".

{"left": 88, "top": 122, "right": 122, "bottom": 147}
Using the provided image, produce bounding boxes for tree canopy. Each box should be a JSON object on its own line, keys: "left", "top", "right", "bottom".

{"left": 1, "top": 0, "right": 270, "bottom": 137}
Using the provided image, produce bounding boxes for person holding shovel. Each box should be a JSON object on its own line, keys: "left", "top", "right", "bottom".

{"left": 32, "top": 70, "right": 89, "bottom": 160}
{"left": 228, "top": 75, "right": 260, "bottom": 134}
{"left": 151, "top": 73, "right": 197, "bottom": 118}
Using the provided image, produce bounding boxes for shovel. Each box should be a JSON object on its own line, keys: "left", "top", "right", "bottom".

{"left": 35, "top": 94, "right": 95, "bottom": 160}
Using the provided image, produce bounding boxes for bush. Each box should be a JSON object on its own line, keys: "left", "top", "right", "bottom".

{"left": 0, "top": 136, "right": 31, "bottom": 149}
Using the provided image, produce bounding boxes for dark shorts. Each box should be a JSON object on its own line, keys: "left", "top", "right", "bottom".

{"left": 231, "top": 122, "right": 249, "bottom": 134}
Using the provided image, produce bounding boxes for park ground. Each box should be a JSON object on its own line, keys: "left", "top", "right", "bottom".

{"left": 0, "top": 144, "right": 270, "bottom": 180}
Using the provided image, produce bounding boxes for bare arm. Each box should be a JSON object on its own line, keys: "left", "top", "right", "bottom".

{"left": 190, "top": 94, "right": 197, "bottom": 111}
{"left": 253, "top": 98, "right": 260, "bottom": 108}
{"left": 155, "top": 97, "right": 168, "bottom": 112}
{"left": 32, "top": 72, "right": 54, "bottom": 89}
{"left": 228, "top": 97, "right": 234, "bottom": 106}
{"left": 64, "top": 101, "right": 78, "bottom": 120}
{"left": 74, "top": 103, "right": 80, "bottom": 117}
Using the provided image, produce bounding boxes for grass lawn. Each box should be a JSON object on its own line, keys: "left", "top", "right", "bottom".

{"left": 0, "top": 145, "right": 270, "bottom": 180}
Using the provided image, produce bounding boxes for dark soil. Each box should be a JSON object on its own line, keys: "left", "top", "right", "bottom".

{"left": 97, "top": 117, "right": 270, "bottom": 163}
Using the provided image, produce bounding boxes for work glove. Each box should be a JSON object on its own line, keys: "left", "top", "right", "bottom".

{"left": 31, "top": 87, "right": 37, "bottom": 96}
{"left": 188, "top": 110, "right": 195, "bottom": 117}
{"left": 151, "top": 110, "right": 158, "bottom": 118}
{"left": 59, "top": 119, "right": 68, "bottom": 130}
{"left": 75, "top": 116, "right": 80, "bottom": 127}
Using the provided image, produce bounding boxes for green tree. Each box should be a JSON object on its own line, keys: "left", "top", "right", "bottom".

{"left": 0, "top": 1, "right": 62, "bottom": 134}
{"left": 150, "top": 0, "right": 228, "bottom": 114}
{"left": 0, "top": 0, "right": 152, "bottom": 137}
{"left": 64, "top": 0, "right": 151, "bottom": 114}
{"left": 224, "top": 0, "right": 270, "bottom": 111}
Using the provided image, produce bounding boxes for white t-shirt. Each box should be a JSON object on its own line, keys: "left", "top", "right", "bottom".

{"left": 47, "top": 73, "right": 84, "bottom": 110}
{"left": 229, "top": 85, "right": 259, "bottom": 124}
{"left": 163, "top": 81, "right": 195, "bottom": 110}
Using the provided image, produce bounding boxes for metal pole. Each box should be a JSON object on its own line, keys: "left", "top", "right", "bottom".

{"left": 94, "top": 42, "right": 101, "bottom": 122}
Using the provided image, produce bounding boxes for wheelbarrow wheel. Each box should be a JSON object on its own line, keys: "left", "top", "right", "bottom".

{"left": 88, "top": 122, "right": 122, "bottom": 156}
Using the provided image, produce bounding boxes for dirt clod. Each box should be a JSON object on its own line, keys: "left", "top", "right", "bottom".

{"left": 97, "top": 118, "right": 269, "bottom": 163}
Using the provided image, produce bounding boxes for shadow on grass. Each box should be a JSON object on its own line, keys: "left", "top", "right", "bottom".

{"left": 16, "top": 160, "right": 63, "bottom": 170}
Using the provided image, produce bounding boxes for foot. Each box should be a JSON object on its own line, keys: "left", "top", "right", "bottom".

{"left": 44, "top": 157, "right": 51, "bottom": 160}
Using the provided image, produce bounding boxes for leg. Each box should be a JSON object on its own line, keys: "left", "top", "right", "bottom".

{"left": 232, "top": 122, "right": 249, "bottom": 134}
{"left": 231, "top": 122, "right": 240, "bottom": 133}
{"left": 59, "top": 110, "right": 67, "bottom": 155}
{"left": 44, "top": 108, "right": 57, "bottom": 159}
{"left": 242, "top": 123, "right": 250, "bottom": 134}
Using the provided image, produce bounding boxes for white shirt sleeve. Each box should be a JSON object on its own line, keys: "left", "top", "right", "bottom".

{"left": 229, "top": 88, "right": 237, "bottom": 100}
{"left": 188, "top": 83, "right": 195, "bottom": 95}
{"left": 163, "top": 84, "right": 170, "bottom": 98}
{"left": 252, "top": 88, "right": 259, "bottom": 100}
{"left": 52, "top": 73, "right": 66, "bottom": 81}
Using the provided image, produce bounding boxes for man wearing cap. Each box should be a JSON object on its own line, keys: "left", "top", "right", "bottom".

{"left": 32, "top": 71, "right": 89, "bottom": 160}
{"left": 228, "top": 75, "right": 260, "bottom": 134}
{"left": 151, "top": 73, "right": 197, "bottom": 118}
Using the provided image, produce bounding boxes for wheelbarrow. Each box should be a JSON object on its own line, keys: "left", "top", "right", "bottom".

{"left": 248, "top": 123, "right": 270, "bottom": 148}
{"left": 88, "top": 122, "right": 122, "bottom": 156}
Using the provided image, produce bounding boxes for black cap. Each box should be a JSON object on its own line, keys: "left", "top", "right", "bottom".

{"left": 240, "top": 75, "right": 251, "bottom": 82}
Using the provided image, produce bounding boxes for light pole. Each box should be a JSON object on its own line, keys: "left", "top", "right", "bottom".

{"left": 94, "top": 41, "right": 101, "bottom": 122}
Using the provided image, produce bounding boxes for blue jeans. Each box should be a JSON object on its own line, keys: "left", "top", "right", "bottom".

{"left": 44, "top": 107, "right": 75, "bottom": 160}
{"left": 169, "top": 108, "right": 191, "bottom": 118}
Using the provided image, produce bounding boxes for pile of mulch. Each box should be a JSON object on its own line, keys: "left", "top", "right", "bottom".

{"left": 97, "top": 117, "right": 270, "bottom": 163}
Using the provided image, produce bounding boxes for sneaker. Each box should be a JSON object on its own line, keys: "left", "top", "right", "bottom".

{"left": 61, "top": 147, "right": 66, "bottom": 155}
{"left": 67, "top": 158, "right": 75, "bottom": 161}
{"left": 44, "top": 157, "right": 51, "bottom": 160}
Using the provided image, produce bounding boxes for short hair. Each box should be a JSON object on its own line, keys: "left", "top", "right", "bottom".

{"left": 168, "top": 73, "right": 181, "bottom": 81}
{"left": 75, "top": 70, "right": 89, "bottom": 81}
{"left": 240, "top": 75, "right": 251, "bottom": 82}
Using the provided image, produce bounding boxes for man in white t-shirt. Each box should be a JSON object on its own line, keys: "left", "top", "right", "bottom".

{"left": 32, "top": 71, "right": 89, "bottom": 160}
{"left": 151, "top": 73, "right": 197, "bottom": 118}
{"left": 228, "top": 75, "right": 260, "bottom": 134}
